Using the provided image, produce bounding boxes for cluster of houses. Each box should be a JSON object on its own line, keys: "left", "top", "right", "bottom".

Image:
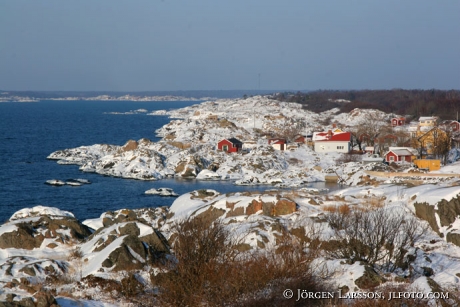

{"left": 216, "top": 115, "right": 460, "bottom": 169}
{"left": 217, "top": 128, "right": 353, "bottom": 154}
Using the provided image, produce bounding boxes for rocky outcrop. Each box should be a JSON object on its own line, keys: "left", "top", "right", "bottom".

{"left": 97, "top": 207, "right": 168, "bottom": 230}
{"left": 414, "top": 196, "right": 460, "bottom": 242}
{"left": 100, "top": 234, "right": 159, "bottom": 271}
{"left": 0, "top": 216, "right": 92, "bottom": 250}
{"left": 414, "top": 202, "right": 440, "bottom": 234}
{"left": 86, "top": 221, "right": 169, "bottom": 273}
{"left": 121, "top": 139, "right": 138, "bottom": 152}
{"left": 226, "top": 196, "right": 296, "bottom": 217}
{"left": 437, "top": 196, "right": 460, "bottom": 227}
{"left": 0, "top": 291, "right": 58, "bottom": 307}
{"left": 446, "top": 232, "right": 460, "bottom": 246}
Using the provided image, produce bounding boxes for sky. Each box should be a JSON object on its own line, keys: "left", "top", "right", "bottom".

{"left": 1, "top": 0, "right": 459, "bottom": 91}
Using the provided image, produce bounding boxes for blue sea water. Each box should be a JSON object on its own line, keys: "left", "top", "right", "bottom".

{"left": 0, "top": 100, "right": 336, "bottom": 223}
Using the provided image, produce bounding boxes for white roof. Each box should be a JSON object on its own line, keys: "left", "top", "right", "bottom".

{"left": 419, "top": 116, "right": 437, "bottom": 121}
{"left": 388, "top": 149, "right": 414, "bottom": 156}
{"left": 389, "top": 147, "right": 417, "bottom": 155}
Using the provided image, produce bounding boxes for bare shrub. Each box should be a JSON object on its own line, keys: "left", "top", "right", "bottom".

{"left": 325, "top": 208, "right": 427, "bottom": 271}
{"left": 68, "top": 247, "right": 84, "bottom": 260}
{"left": 154, "top": 216, "right": 331, "bottom": 307}
{"left": 336, "top": 153, "right": 362, "bottom": 165}
{"left": 120, "top": 271, "right": 144, "bottom": 299}
{"left": 67, "top": 247, "right": 84, "bottom": 281}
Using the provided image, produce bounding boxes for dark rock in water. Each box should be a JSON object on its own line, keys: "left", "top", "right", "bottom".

{"left": 45, "top": 179, "right": 65, "bottom": 186}
{"left": 75, "top": 178, "right": 91, "bottom": 184}
{"left": 145, "top": 187, "right": 178, "bottom": 196}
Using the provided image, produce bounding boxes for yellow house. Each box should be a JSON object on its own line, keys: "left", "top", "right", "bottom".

{"left": 418, "top": 116, "right": 439, "bottom": 128}
{"left": 411, "top": 126, "right": 450, "bottom": 157}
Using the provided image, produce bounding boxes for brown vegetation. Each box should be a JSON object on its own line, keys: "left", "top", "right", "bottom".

{"left": 324, "top": 208, "right": 427, "bottom": 271}
{"left": 152, "top": 216, "right": 330, "bottom": 307}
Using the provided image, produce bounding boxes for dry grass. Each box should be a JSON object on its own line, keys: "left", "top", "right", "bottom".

{"left": 364, "top": 197, "right": 385, "bottom": 210}
{"left": 322, "top": 204, "right": 350, "bottom": 215}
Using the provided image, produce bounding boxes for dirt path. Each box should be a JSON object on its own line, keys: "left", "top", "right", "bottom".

{"left": 365, "top": 171, "right": 460, "bottom": 178}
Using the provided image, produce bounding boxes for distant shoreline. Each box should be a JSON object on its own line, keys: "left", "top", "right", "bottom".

{"left": 0, "top": 95, "right": 213, "bottom": 103}
{"left": 0, "top": 89, "right": 277, "bottom": 103}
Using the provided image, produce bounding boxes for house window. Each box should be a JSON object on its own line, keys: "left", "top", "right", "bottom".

{"left": 389, "top": 156, "right": 395, "bottom": 162}
{"left": 337, "top": 146, "right": 344, "bottom": 150}
{"left": 222, "top": 145, "right": 228, "bottom": 151}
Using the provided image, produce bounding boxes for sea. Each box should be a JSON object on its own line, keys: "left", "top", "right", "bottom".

{"left": 0, "top": 100, "right": 337, "bottom": 223}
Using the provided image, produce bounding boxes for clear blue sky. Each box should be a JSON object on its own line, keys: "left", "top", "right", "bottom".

{"left": 1, "top": 0, "right": 459, "bottom": 91}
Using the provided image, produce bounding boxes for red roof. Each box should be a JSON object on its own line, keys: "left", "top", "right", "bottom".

{"left": 268, "top": 138, "right": 286, "bottom": 145}
{"left": 313, "top": 131, "right": 351, "bottom": 142}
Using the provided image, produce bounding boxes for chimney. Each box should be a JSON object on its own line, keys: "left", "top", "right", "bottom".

{"left": 327, "top": 130, "right": 332, "bottom": 139}
{"left": 332, "top": 123, "right": 337, "bottom": 129}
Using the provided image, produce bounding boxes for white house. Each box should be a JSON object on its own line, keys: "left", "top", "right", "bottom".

{"left": 268, "top": 138, "right": 287, "bottom": 151}
{"left": 312, "top": 130, "right": 352, "bottom": 153}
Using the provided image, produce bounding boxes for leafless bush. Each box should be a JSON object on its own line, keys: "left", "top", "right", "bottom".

{"left": 67, "top": 247, "right": 84, "bottom": 282}
{"left": 336, "top": 153, "right": 362, "bottom": 165}
{"left": 324, "top": 208, "right": 427, "bottom": 271}
{"left": 153, "top": 216, "right": 331, "bottom": 306}
{"left": 120, "top": 271, "right": 144, "bottom": 299}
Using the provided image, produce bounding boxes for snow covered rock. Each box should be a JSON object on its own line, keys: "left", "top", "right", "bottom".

{"left": 85, "top": 207, "right": 169, "bottom": 230}
{"left": 10, "top": 205, "right": 75, "bottom": 220}
{"left": 145, "top": 187, "right": 178, "bottom": 197}
{"left": 167, "top": 190, "right": 297, "bottom": 222}
{"left": 196, "top": 169, "right": 225, "bottom": 180}
{"left": 80, "top": 221, "right": 169, "bottom": 275}
{"left": 0, "top": 213, "right": 91, "bottom": 250}
{"left": 45, "top": 179, "right": 66, "bottom": 186}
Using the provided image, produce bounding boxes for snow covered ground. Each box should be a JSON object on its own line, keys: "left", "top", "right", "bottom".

{"left": 3, "top": 96, "right": 460, "bottom": 305}
{"left": 47, "top": 96, "right": 375, "bottom": 186}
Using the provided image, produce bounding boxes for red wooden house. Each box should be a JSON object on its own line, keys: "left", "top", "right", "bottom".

{"left": 217, "top": 138, "right": 243, "bottom": 153}
{"left": 450, "top": 121, "right": 460, "bottom": 132}
{"left": 391, "top": 117, "right": 406, "bottom": 127}
{"left": 384, "top": 148, "right": 414, "bottom": 164}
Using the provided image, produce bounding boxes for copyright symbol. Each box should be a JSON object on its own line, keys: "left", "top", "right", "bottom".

{"left": 283, "top": 289, "right": 294, "bottom": 299}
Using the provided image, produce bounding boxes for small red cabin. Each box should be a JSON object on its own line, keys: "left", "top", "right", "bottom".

{"left": 384, "top": 149, "right": 413, "bottom": 163}
{"left": 450, "top": 121, "right": 460, "bottom": 132}
{"left": 391, "top": 117, "right": 406, "bottom": 127}
{"left": 217, "top": 138, "right": 243, "bottom": 153}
